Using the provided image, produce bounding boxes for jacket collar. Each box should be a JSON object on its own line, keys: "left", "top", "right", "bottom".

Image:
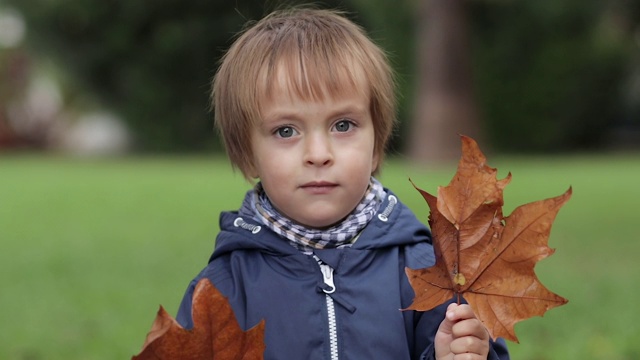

{"left": 211, "top": 188, "right": 431, "bottom": 261}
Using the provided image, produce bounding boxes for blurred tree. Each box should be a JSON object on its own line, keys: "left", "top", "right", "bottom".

{"left": 348, "top": 0, "right": 415, "bottom": 155}
{"left": 5, "top": 0, "right": 360, "bottom": 152}
{"left": 408, "top": 0, "right": 637, "bottom": 162}
{"left": 0, "top": 6, "right": 30, "bottom": 149}
{"left": 7, "top": 0, "right": 639, "bottom": 155}
{"left": 603, "top": 0, "right": 640, "bottom": 149}
{"left": 0, "top": 49, "right": 31, "bottom": 148}
{"left": 408, "top": 0, "right": 481, "bottom": 164}
{"left": 470, "top": 0, "right": 633, "bottom": 152}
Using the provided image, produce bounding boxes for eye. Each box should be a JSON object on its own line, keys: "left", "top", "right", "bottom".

{"left": 275, "top": 126, "right": 297, "bottom": 138}
{"left": 333, "top": 119, "right": 353, "bottom": 132}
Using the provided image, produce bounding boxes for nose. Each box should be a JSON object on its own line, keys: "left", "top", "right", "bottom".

{"left": 304, "top": 133, "right": 333, "bottom": 166}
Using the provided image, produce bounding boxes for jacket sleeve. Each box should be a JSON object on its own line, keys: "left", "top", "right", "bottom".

{"left": 413, "top": 300, "right": 511, "bottom": 360}
{"left": 175, "top": 258, "right": 236, "bottom": 330}
{"left": 419, "top": 343, "right": 509, "bottom": 360}
{"left": 175, "top": 278, "right": 198, "bottom": 330}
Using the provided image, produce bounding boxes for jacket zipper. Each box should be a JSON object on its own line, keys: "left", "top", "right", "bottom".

{"left": 314, "top": 256, "right": 339, "bottom": 360}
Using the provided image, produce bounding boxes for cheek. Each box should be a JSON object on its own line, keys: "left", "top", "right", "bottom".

{"left": 252, "top": 150, "right": 289, "bottom": 182}
{"left": 248, "top": 133, "right": 272, "bottom": 179}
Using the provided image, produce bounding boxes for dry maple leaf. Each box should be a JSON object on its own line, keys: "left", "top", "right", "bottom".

{"left": 405, "top": 135, "right": 570, "bottom": 343}
{"left": 132, "top": 278, "right": 265, "bottom": 360}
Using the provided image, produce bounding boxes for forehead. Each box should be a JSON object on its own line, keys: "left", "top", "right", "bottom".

{"left": 256, "top": 50, "right": 370, "bottom": 111}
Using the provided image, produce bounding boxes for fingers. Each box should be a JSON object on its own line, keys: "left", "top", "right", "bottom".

{"left": 449, "top": 333, "right": 489, "bottom": 357}
{"left": 445, "top": 304, "right": 489, "bottom": 340}
{"left": 443, "top": 303, "right": 490, "bottom": 358}
{"left": 445, "top": 303, "right": 475, "bottom": 323}
{"left": 437, "top": 303, "right": 457, "bottom": 336}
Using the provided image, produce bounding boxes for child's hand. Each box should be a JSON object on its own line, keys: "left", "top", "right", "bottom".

{"left": 434, "top": 303, "right": 490, "bottom": 360}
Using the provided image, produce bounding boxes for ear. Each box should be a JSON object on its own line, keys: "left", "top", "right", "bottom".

{"left": 371, "top": 151, "right": 380, "bottom": 173}
{"left": 244, "top": 159, "right": 259, "bottom": 179}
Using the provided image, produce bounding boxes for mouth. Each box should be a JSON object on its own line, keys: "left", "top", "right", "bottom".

{"left": 300, "top": 181, "right": 338, "bottom": 193}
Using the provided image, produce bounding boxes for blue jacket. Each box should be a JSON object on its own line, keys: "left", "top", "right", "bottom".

{"left": 176, "top": 191, "right": 509, "bottom": 359}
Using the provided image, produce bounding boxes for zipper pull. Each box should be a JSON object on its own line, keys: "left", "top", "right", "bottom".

{"left": 313, "top": 255, "right": 336, "bottom": 294}
{"left": 313, "top": 255, "right": 357, "bottom": 313}
{"left": 319, "top": 262, "right": 336, "bottom": 294}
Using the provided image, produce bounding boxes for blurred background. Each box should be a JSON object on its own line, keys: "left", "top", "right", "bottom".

{"left": 3, "top": 0, "right": 640, "bottom": 158}
{"left": 1, "top": 0, "right": 640, "bottom": 359}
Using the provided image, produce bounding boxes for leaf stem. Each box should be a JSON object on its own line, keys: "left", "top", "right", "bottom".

{"left": 456, "top": 224, "right": 461, "bottom": 305}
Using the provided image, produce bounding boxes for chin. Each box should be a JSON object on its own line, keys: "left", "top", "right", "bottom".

{"left": 299, "top": 215, "right": 346, "bottom": 229}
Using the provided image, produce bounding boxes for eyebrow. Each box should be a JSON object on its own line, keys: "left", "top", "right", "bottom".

{"left": 261, "top": 102, "right": 368, "bottom": 125}
{"left": 329, "top": 104, "right": 369, "bottom": 119}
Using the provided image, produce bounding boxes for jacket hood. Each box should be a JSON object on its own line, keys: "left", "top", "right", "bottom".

{"left": 210, "top": 189, "right": 431, "bottom": 262}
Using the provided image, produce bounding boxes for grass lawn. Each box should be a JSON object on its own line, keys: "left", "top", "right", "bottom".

{"left": 1, "top": 152, "right": 639, "bottom": 359}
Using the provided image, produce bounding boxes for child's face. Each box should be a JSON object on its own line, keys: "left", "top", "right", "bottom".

{"left": 250, "top": 88, "right": 378, "bottom": 229}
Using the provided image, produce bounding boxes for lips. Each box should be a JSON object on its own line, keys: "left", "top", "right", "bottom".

{"left": 300, "top": 181, "right": 338, "bottom": 194}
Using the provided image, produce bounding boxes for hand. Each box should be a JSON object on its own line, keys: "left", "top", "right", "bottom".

{"left": 434, "top": 303, "right": 490, "bottom": 360}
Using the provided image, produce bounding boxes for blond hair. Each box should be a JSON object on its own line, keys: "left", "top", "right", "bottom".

{"left": 212, "top": 8, "right": 396, "bottom": 179}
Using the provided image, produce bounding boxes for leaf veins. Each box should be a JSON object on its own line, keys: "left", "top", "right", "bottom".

{"left": 132, "top": 278, "right": 265, "bottom": 359}
{"left": 405, "top": 135, "right": 570, "bottom": 343}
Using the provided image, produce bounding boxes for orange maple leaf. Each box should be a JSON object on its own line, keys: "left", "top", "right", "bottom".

{"left": 405, "top": 135, "right": 570, "bottom": 343}
{"left": 132, "top": 278, "right": 265, "bottom": 359}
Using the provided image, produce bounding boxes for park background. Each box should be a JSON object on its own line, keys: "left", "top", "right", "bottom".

{"left": 1, "top": 0, "right": 639, "bottom": 359}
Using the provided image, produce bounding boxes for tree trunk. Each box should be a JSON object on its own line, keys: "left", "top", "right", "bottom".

{"left": 409, "top": 0, "right": 482, "bottom": 164}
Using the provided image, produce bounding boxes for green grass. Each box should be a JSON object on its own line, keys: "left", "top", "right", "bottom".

{"left": 1, "top": 152, "right": 639, "bottom": 359}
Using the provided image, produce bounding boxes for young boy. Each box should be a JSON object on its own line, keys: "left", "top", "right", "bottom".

{"left": 176, "top": 7, "right": 509, "bottom": 360}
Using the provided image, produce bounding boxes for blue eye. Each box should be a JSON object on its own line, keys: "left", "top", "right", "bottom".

{"left": 334, "top": 120, "right": 352, "bottom": 132}
{"left": 276, "top": 126, "right": 296, "bottom": 138}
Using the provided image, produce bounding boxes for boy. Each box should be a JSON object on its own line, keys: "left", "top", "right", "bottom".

{"left": 176, "top": 7, "right": 509, "bottom": 359}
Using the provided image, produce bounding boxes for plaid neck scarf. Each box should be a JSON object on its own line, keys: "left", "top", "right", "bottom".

{"left": 240, "top": 177, "right": 386, "bottom": 252}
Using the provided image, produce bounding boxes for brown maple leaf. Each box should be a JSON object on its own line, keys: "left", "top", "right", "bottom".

{"left": 132, "top": 278, "right": 265, "bottom": 360}
{"left": 405, "top": 135, "right": 570, "bottom": 343}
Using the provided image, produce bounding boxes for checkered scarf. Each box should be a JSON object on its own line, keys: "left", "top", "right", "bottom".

{"left": 239, "top": 177, "right": 386, "bottom": 251}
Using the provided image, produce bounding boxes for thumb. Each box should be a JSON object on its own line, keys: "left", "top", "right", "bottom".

{"left": 434, "top": 303, "right": 459, "bottom": 358}
{"left": 438, "top": 303, "right": 459, "bottom": 335}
